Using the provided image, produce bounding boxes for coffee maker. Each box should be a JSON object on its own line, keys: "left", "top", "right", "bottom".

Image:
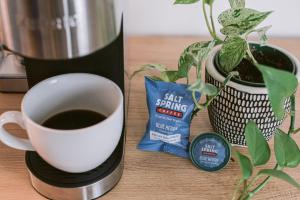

{"left": 0, "top": 0, "right": 125, "bottom": 199}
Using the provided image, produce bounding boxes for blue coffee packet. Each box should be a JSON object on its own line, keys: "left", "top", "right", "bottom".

{"left": 137, "top": 77, "right": 201, "bottom": 158}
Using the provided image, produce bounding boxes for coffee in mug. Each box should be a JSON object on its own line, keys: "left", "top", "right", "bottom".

{"left": 42, "top": 109, "right": 107, "bottom": 130}
{"left": 0, "top": 73, "right": 123, "bottom": 173}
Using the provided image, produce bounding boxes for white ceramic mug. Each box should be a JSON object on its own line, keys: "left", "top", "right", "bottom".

{"left": 0, "top": 73, "right": 123, "bottom": 173}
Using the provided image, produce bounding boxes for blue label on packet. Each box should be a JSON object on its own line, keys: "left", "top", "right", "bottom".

{"left": 137, "top": 77, "right": 201, "bottom": 158}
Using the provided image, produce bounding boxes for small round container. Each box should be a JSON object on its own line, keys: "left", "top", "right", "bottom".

{"left": 189, "top": 132, "right": 231, "bottom": 172}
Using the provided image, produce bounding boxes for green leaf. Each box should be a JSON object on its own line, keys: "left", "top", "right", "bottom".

{"left": 130, "top": 64, "right": 168, "bottom": 80}
{"left": 218, "top": 8, "right": 272, "bottom": 35}
{"left": 188, "top": 79, "right": 204, "bottom": 91}
{"left": 130, "top": 64, "right": 180, "bottom": 83}
{"left": 174, "top": 0, "right": 200, "bottom": 4}
{"left": 219, "top": 36, "right": 247, "bottom": 72}
{"left": 274, "top": 129, "right": 300, "bottom": 168}
{"left": 224, "top": 71, "right": 240, "bottom": 85}
{"left": 161, "top": 71, "right": 180, "bottom": 82}
{"left": 178, "top": 51, "right": 194, "bottom": 78}
{"left": 188, "top": 79, "right": 218, "bottom": 96}
{"left": 245, "top": 121, "right": 271, "bottom": 166}
{"left": 254, "top": 25, "right": 272, "bottom": 45}
{"left": 235, "top": 151, "right": 253, "bottom": 180}
{"left": 178, "top": 40, "right": 215, "bottom": 78}
{"left": 256, "top": 64, "right": 298, "bottom": 120}
{"left": 229, "top": 0, "right": 245, "bottom": 9}
{"left": 202, "top": 83, "right": 218, "bottom": 96}
{"left": 258, "top": 169, "right": 300, "bottom": 189}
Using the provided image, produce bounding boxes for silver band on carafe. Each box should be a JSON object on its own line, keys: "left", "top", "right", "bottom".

{"left": 0, "top": 0, "right": 123, "bottom": 59}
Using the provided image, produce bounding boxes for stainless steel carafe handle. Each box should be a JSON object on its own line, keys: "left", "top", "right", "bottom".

{"left": 0, "top": 0, "right": 123, "bottom": 59}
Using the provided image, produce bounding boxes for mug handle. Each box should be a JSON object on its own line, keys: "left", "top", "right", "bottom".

{"left": 0, "top": 111, "right": 34, "bottom": 151}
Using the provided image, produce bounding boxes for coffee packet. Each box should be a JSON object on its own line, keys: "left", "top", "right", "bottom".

{"left": 137, "top": 77, "right": 201, "bottom": 158}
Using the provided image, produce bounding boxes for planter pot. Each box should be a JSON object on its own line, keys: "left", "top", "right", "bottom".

{"left": 205, "top": 43, "right": 300, "bottom": 146}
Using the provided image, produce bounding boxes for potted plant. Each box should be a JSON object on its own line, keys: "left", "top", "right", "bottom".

{"left": 130, "top": 0, "right": 300, "bottom": 199}
{"left": 175, "top": 0, "right": 300, "bottom": 146}
{"left": 174, "top": 0, "right": 300, "bottom": 198}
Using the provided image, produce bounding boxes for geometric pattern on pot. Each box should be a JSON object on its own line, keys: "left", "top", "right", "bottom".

{"left": 205, "top": 44, "right": 300, "bottom": 146}
{"left": 206, "top": 71, "right": 289, "bottom": 146}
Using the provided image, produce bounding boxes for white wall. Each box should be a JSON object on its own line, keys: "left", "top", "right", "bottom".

{"left": 125, "top": 0, "right": 300, "bottom": 37}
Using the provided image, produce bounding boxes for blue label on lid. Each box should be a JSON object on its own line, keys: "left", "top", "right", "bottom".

{"left": 190, "top": 133, "right": 231, "bottom": 172}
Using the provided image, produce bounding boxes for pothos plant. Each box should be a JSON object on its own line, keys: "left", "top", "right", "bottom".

{"left": 130, "top": 0, "right": 300, "bottom": 199}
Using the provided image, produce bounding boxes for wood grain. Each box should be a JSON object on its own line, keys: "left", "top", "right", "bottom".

{"left": 0, "top": 37, "right": 299, "bottom": 200}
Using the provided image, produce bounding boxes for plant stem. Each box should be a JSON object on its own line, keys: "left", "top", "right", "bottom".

{"left": 192, "top": 91, "right": 204, "bottom": 110}
{"left": 237, "top": 165, "right": 279, "bottom": 200}
{"left": 202, "top": 1, "right": 222, "bottom": 43}
{"left": 192, "top": 73, "right": 235, "bottom": 117}
{"left": 293, "top": 127, "right": 300, "bottom": 134}
{"left": 232, "top": 179, "right": 243, "bottom": 200}
{"left": 242, "top": 180, "right": 248, "bottom": 197}
{"left": 245, "top": 175, "right": 260, "bottom": 192}
{"left": 209, "top": 4, "right": 216, "bottom": 37}
{"left": 202, "top": 1, "right": 214, "bottom": 39}
{"left": 192, "top": 84, "right": 220, "bottom": 116}
{"left": 186, "top": 75, "right": 190, "bottom": 85}
{"left": 196, "top": 63, "right": 202, "bottom": 79}
{"left": 237, "top": 180, "right": 252, "bottom": 200}
{"left": 246, "top": 177, "right": 271, "bottom": 199}
{"left": 246, "top": 43, "right": 258, "bottom": 65}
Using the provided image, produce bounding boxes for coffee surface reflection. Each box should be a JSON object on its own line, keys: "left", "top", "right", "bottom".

{"left": 42, "top": 110, "right": 106, "bottom": 130}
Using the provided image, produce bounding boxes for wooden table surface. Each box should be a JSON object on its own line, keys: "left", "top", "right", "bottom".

{"left": 0, "top": 37, "right": 300, "bottom": 200}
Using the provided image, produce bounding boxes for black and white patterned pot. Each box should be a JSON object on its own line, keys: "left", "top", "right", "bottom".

{"left": 205, "top": 44, "right": 300, "bottom": 146}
